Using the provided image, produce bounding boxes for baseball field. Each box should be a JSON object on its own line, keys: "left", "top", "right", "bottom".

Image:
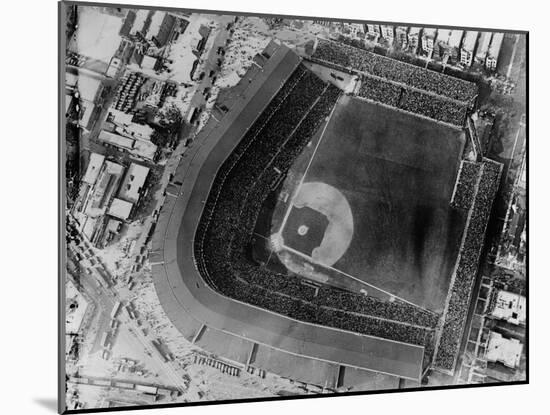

{"left": 269, "top": 95, "right": 467, "bottom": 312}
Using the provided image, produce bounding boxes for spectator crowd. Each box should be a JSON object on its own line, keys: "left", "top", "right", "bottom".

{"left": 312, "top": 38, "right": 478, "bottom": 103}
{"left": 435, "top": 160, "right": 502, "bottom": 371}
{"left": 192, "top": 64, "right": 439, "bottom": 350}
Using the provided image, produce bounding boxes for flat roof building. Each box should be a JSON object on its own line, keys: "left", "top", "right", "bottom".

{"left": 486, "top": 32, "right": 504, "bottom": 70}
{"left": 108, "top": 198, "right": 134, "bottom": 221}
{"left": 408, "top": 27, "right": 421, "bottom": 51}
{"left": 421, "top": 28, "right": 437, "bottom": 54}
{"left": 82, "top": 153, "right": 105, "bottom": 185}
{"left": 486, "top": 332, "right": 523, "bottom": 368}
{"left": 98, "top": 130, "right": 157, "bottom": 161}
{"left": 380, "top": 25, "right": 394, "bottom": 42}
{"left": 118, "top": 163, "right": 150, "bottom": 203}
{"left": 460, "top": 31, "right": 479, "bottom": 66}
{"left": 98, "top": 130, "right": 135, "bottom": 150}
{"left": 490, "top": 291, "right": 526, "bottom": 325}
{"left": 475, "top": 32, "right": 492, "bottom": 64}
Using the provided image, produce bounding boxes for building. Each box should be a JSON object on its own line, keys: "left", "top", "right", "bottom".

{"left": 421, "top": 27, "right": 437, "bottom": 54}
{"left": 408, "top": 27, "right": 421, "bottom": 52}
{"left": 106, "top": 57, "right": 122, "bottom": 78}
{"left": 380, "top": 25, "right": 395, "bottom": 43}
{"left": 118, "top": 163, "right": 150, "bottom": 203}
{"left": 75, "top": 155, "right": 126, "bottom": 245}
{"left": 115, "top": 122, "right": 154, "bottom": 142}
{"left": 147, "top": 11, "right": 177, "bottom": 47}
{"left": 65, "top": 70, "right": 104, "bottom": 131}
{"left": 365, "top": 24, "right": 381, "bottom": 41}
{"left": 98, "top": 130, "right": 157, "bottom": 161}
{"left": 475, "top": 32, "right": 492, "bottom": 64}
{"left": 435, "top": 29, "right": 463, "bottom": 61}
{"left": 395, "top": 26, "right": 408, "bottom": 49}
{"left": 108, "top": 198, "right": 134, "bottom": 221}
{"left": 486, "top": 332, "right": 523, "bottom": 368}
{"left": 83, "top": 160, "right": 125, "bottom": 218}
{"left": 140, "top": 55, "right": 161, "bottom": 71}
{"left": 486, "top": 32, "right": 504, "bottom": 70}
{"left": 460, "top": 31, "right": 479, "bottom": 66}
{"left": 82, "top": 153, "right": 105, "bottom": 185}
{"left": 490, "top": 291, "right": 526, "bottom": 325}
{"left": 341, "top": 23, "right": 364, "bottom": 39}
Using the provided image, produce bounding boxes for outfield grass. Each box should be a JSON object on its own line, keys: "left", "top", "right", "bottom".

{"left": 300, "top": 96, "right": 467, "bottom": 312}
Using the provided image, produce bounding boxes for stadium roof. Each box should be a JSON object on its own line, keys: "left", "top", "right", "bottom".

{"left": 153, "top": 43, "right": 426, "bottom": 381}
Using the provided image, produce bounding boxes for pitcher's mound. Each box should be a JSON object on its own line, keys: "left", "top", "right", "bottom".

{"left": 279, "top": 181, "right": 354, "bottom": 267}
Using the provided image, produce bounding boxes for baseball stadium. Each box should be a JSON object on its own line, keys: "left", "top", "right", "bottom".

{"left": 151, "top": 39, "right": 502, "bottom": 392}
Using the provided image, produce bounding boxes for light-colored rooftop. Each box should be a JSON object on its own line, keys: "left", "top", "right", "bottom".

{"left": 449, "top": 30, "right": 464, "bottom": 48}
{"left": 462, "top": 31, "right": 479, "bottom": 51}
{"left": 117, "top": 163, "right": 150, "bottom": 203}
{"left": 491, "top": 290, "right": 526, "bottom": 325}
{"left": 98, "top": 130, "right": 135, "bottom": 149}
{"left": 486, "top": 332, "right": 523, "bottom": 368}
{"left": 82, "top": 153, "right": 105, "bottom": 185}
{"left": 488, "top": 32, "right": 505, "bottom": 58}
{"left": 141, "top": 55, "right": 158, "bottom": 70}
{"left": 108, "top": 198, "right": 134, "bottom": 221}
{"left": 476, "top": 32, "right": 493, "bottom": 60}
{"left": 130, "top": 9, "right": 149, "bottom": 35}
{"left": 147, "top": 11, "right": 166, "bottom": 39}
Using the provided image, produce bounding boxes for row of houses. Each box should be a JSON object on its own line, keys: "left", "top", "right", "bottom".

{"left": 340, "top": 23, "right": 505, "bottom": 70}
{"left": 119, "top": 9, "right": 179, "bottom": 48}
{"left": 73, "top": 153, "right": 150, "bottom": 247}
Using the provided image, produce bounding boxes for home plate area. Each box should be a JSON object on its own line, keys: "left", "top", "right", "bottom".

{"left": 277, "top": 181, "right": 354, "bottom": 267}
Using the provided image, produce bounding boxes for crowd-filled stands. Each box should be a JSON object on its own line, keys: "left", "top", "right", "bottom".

{"left": 434, "top": 159, "right": 502, "bottom": 371}
{"left": 450, "top": 161, "right": 482, "bottom": 210}
{"left": 193, "top": 64, "right": 439, "bottom": 349}
{"left": 357, "top": 75, "right": 468, "bottom": 127}
{"left": 357, "top": 77, "right": 402, "bottom": 107}
{"left": 398, "top": 89, "right": 468, "bottom": 126}
{"left": 312, "top": 38, "right": 478, "bottom": 103}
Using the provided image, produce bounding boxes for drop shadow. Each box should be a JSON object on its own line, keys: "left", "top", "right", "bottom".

{"left": 34, "top": 398, "right": 57, "bottom": 413}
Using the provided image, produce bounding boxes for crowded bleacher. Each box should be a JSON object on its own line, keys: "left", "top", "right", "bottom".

{"left": 450, "top": 161, "right": 482, "bottom": 210}
{"left": 312, "top": 38, "right": 478, "bottom": 103}
{"left": 356, "top": 75, "right": 469, "bottom": 127}
{"left": 434, "top": 159, "right": 502, "bottom": 371}
{"left": 193, "top": 64, "right": 439, "bottom": 350}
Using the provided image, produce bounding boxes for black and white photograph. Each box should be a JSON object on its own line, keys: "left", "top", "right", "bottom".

{"left": 57, "top": 0, "right": 530, "bottom": 413}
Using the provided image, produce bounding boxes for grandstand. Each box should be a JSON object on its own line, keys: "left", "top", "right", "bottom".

{"left": 311, "top": 38, "right": 476, "bottom": 127}
{"left": 153, "top": 40, "right": 500, "bottom": 388}
{"left": 434, "top": 159, "right": 502, "bottom": 373}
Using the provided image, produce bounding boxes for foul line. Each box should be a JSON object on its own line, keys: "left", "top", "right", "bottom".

{"left": 277, "top": 94, "right": 341, "bottom": 236}
{"left": 280, "top": 243, "right": 434, "bottom": 313}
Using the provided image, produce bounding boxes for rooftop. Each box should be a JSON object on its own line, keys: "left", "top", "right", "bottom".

{"left": 462, "top": 31, "right": 479, "bottom": 51}
{"left": 82, "top": 153, "right": 105, "bottom": 185}
{"left": 486, "top": 332, "right": 523, "bottom": 368}
{"left": 117, "top": 163, "right": 150, "bottom": 203}
{"left": 488, "top": 32, "right": 505, "bottom": 58}
{"left": 491, "top": 290, "right": 526, "bottom": 325}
